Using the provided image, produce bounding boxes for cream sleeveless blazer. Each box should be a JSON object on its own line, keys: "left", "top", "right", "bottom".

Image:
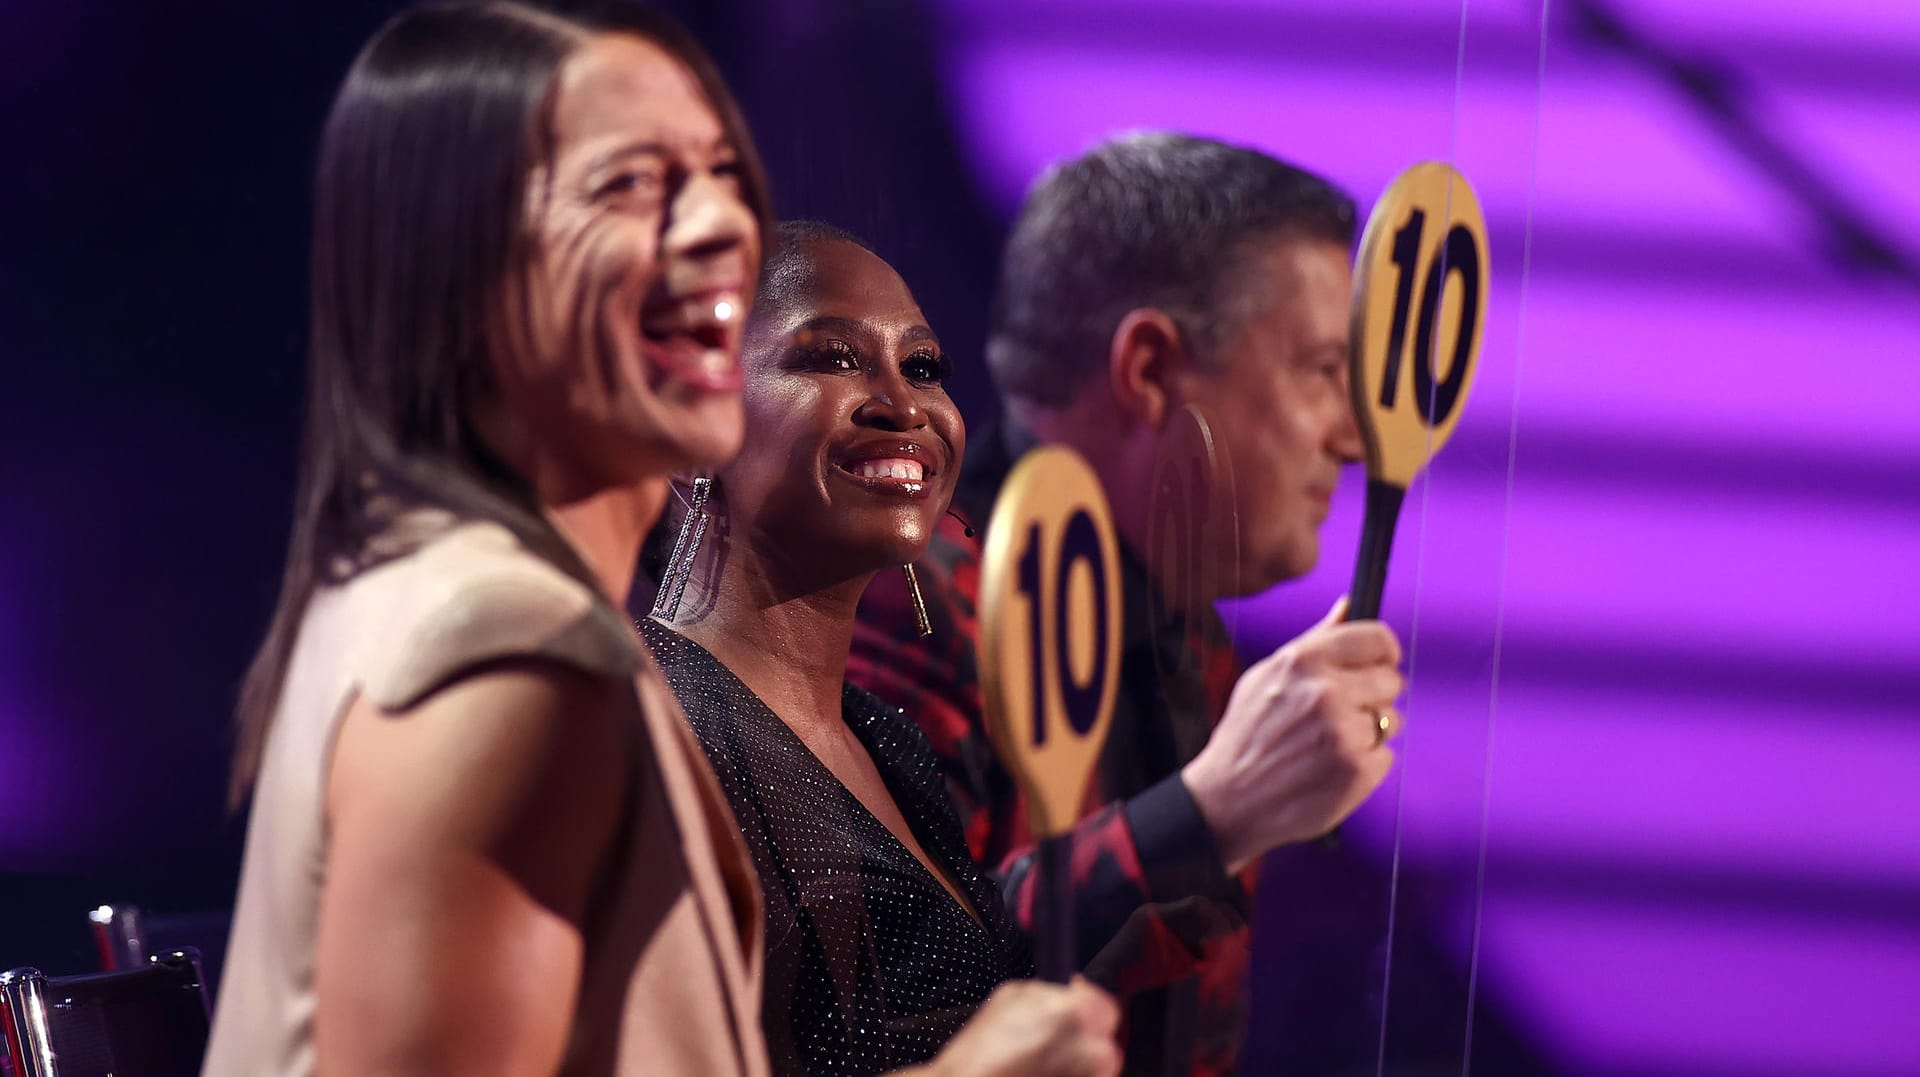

{"left": 204, "top": 521, "right": 767, "bottom": 1076}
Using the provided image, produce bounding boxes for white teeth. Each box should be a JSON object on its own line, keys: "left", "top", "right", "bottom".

{"left": 854, "top": 459, "right": 923, "bottom": 482}
{"left": 680, "top": 295, "right": 738, "bottom": 326}
{"left": 646, "top": 294, "right": 742, "bottom": 337}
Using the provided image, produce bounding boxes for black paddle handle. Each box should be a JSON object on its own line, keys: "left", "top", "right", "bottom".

{"left": 1035, "top": 834, "right": 1074, "bottom": 982}
{"left": 1320, "top": 477, "right": 1409, "bottom": 850}
{"left": 1346, "top": 478, "right": 1408, "bottom": 622}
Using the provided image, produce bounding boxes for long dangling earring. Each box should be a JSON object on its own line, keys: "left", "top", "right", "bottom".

{"left": 650, "top": 476, "right": 714, "bottom": 622}
{"left": 902, "top": 563, "right": 933, "bottom": 638}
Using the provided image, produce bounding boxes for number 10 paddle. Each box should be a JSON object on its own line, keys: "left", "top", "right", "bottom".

{"left": 978, "top": 446, "right": 1124, "bottom": 982}
{"left": 1347, "top": 162, "right": 1491, "bottom": 621}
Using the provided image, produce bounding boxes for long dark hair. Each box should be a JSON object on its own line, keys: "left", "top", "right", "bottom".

{"left": 232, "top": 0, "right": 771, "bottom": 804}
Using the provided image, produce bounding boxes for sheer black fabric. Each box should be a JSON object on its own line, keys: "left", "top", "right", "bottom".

{"left": 643, "top": 621, "right": 1032, "bottom": 1076}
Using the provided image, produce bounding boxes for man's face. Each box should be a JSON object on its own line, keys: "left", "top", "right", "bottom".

{"left": 1178, "top": 236, "right": 1364, "bottom": 597}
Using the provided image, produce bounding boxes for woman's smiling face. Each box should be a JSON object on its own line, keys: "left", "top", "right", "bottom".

{"left": 720, "top": 236, "right": 965, "bottom": 582}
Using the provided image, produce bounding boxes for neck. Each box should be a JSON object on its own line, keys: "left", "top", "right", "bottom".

{"left": 547, "top": 479, "right": 667, "bottom": 607}
{"left": 670, "top": 531, "right": 874, "bottom": 734}
{"left": 478, "top": 401, "right": 669, "bottom": 605}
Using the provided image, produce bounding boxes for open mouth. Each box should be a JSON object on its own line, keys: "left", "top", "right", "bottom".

{"left": 830, "top": 450, "right": 936, "bottom": 499}
{"left": 638, "top": 291, "right": 744, "bottom": 391}
{"left": 845, "top": 458, "right": 925, "bottom": 482}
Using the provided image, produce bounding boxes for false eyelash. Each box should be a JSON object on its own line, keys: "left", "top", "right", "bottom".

{"left": 795, "top": 338, "right": 860, "bottom": 370}
{"left": 906, "top": 350, "right": 954, "bottom": 383}
{"left": 791, "top": 338, "right": 950, "bottom": 383}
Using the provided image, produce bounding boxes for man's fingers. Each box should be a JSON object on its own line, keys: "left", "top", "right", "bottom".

{"left": 1371, "top": 705, "right": 1405, "bottom": 746}
{"left": 1313, "top": 621, "right": 1403, "bottom": 669}
{"left": 1317, "top": 594, "right": 1351, "bottom": 630}
{"left": 1338, "top": 665, "right": 1404, "bottom": 711}
{"left": 1362, "top": 746, "right": 1396, "bottom": 792}
{"left": 1332, "top": 698, "right": 1405, "bottom": 753}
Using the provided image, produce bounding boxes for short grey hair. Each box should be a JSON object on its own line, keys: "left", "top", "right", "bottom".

{"left": 986, "top": 132, "right": 1356, "bottom": 407}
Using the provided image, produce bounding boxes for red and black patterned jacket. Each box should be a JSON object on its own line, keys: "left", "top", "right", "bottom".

{"left": 850, "top": 423, "right": 1256, "bottom": 1076}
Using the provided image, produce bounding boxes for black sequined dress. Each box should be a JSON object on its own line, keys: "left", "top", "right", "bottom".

{"left": 643, "top": 621, "right": 1032, "bottom": 1076}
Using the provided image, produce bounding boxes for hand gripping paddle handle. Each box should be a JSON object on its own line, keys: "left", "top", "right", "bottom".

{"left": 1324, "top": 478, "right": 1407, "bottom": 850}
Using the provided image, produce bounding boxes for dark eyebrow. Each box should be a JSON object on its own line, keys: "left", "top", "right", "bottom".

{"left": 789, "top": 317, "right": 939, "bottom": 353}
{"left": 790, "top": 316, "right": 878, "bottom": 345}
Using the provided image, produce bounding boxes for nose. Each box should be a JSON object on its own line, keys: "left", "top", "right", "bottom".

{"left": 663, "top": 170, "right": 753, "bottom": 265}
{"left": 854, "top": 364, "right": 927, "bottom": 432}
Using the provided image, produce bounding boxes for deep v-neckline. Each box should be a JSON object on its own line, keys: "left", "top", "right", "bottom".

{"left": 653, "top": 624, "right": 989, "bottom": 933}
{"left": 764, "top": 686, "right": 987, "bottom": 929}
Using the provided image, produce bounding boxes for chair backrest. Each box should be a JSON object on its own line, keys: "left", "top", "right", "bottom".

{"left": 0, "top": 950, "right": 209, "bottom": 1077}
{"left": 86, "top": 905, "right": 229, "bottom": 1004}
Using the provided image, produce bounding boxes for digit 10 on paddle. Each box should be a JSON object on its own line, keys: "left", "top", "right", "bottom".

{"left": 1014, "top": 510, "right": 1111, "bottom": 747}
{"left": 1379, "top": 209, "right": 1481, "bottom": 427}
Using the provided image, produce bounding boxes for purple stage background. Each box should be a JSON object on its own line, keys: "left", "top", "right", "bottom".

{"left": 929, "top": 0, "right": 1920, "bottom": 1073}
{"left": 1, "top": 1, "right": 1914, "bottom": 1074}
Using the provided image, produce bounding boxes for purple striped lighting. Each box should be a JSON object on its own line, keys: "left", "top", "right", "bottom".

{"left": 933, "top": 0, "right": 1920, "bottom": 1071}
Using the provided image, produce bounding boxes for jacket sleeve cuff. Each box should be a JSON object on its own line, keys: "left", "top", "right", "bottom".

{"left": 1122, "top": 772, "right": 1237, "bottom": 905}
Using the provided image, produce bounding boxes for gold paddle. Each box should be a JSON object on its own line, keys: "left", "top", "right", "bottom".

{"left": 1347, "top": 162, "right": 1491, "bottom": 621}
{"left": 978, "top": 445, "right": 1124, "bottom": 981}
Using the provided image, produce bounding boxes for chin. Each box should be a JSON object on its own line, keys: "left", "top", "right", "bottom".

{"left": 847, "top": 513, "right": 936, "bottom": 571}
{"left": 661, "top": 406, "right": 744, "bottom": 473}
{"left": 881, "top": 529, "right": 937, "bottom": 569}
{"left": 1279, "top": 545, "right": 1320, "bottom": 586}
{"left": 1237, "top": 539, "right": 1318, "bottom": 597}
